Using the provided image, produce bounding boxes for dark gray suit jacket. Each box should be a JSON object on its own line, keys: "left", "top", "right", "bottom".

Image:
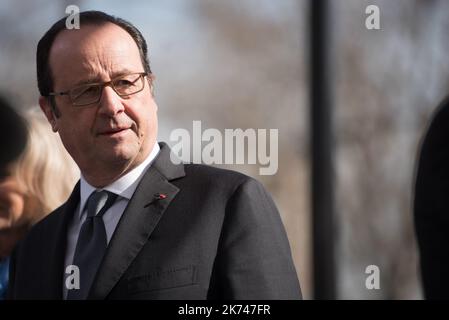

{"left": 7, "top": 142, "right": 301, "bottom": 299}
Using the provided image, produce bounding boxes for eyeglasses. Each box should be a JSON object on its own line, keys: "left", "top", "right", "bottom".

{"left": 47, "top": 72, "right": 149, "bottom": 107}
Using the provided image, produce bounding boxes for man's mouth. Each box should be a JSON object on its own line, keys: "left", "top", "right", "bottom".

{"left": 98, "top": 127, "right": 130, "bottom": 136}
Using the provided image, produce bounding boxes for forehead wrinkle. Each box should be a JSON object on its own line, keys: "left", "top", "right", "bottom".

{"left": 78, "top": 35, "right": 139, "bottom": 72}
{"left": 50, "top": 23, "right": 144, "bottom": 89}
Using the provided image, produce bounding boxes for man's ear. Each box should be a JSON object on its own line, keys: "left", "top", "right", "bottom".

{"left": 39, "top": 96, "right": 59, "bottom": 132}
{"left": 147, "top": 74, "right": 155, "bottom": 97}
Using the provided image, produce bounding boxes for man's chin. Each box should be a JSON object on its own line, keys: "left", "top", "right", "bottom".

{"left": 99, "top": 146, "right": 139, "bottom": 165}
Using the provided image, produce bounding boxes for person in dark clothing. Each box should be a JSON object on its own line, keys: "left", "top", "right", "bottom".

{"left": 414, "top": 96, "right": 449, "bottom": 299}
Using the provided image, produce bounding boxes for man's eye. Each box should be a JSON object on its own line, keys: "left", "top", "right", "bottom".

{"left": 72, "top": 85, "right": 98, "bottom": 98}
{"left": 83, "top": 86, "right": 98, "bottom": 94}
{"left": 115, "top": 80, "right": 133, "bottom": 87}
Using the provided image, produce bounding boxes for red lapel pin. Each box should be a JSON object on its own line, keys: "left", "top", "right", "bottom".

{"left": 145, "top": 193, "right": 168, "bottom": 208}
{"left": 154, "top": 193, "right": 167, "bottom": 200}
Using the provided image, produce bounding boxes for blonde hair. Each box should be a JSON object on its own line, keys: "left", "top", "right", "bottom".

{"left": 11, "top": 108, "right": 79, "bottom": 226}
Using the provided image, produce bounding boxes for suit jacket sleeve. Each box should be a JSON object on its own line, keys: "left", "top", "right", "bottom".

{"left": 208, "top": 177, "right": 302, "bottom": 299}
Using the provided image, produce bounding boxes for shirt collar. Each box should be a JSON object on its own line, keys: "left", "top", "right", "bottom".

{"left": 78, "top": 142, "right": 160, "bottom": 220}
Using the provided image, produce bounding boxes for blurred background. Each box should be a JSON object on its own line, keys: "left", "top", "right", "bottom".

{"left": 1, "top": 0, "right": 449, "bottom": 299}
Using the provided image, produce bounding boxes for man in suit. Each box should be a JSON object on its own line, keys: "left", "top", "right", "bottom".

{"left": 414, "top": 97, "right": 449, "bottom": 299}
{"left": 7, "top": 11, "right": 301, "bottom": 300}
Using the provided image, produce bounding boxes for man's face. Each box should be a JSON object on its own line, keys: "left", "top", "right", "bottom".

{"left": 40, "top": 23, "right": 158, "bottom": 185}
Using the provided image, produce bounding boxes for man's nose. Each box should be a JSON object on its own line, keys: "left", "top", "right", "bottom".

{"left": 98, "top": 85, "right": 125, "bottom": 116}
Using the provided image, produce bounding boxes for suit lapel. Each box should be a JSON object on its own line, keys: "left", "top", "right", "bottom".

{"left": 88, "top": 143, "right": 185, "bottom": 299}
{"left": 45, "top": 182, "right": 80, "bottom": 299}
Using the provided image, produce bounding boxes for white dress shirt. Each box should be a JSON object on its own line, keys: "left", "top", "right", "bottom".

{"left": 63, "top": 142, "right": 160, "bottom": 299}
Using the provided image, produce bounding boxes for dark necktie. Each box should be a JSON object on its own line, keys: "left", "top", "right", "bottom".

{"left": 67, "top": 190, "right": 117, "bottom": 300}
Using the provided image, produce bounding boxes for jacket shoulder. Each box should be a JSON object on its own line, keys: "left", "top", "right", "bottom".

{"left": 18, "top": 204, "right": 67, "bottom": 249}
{"left": 181, "top": 163, "right": 259, "bottom": 193}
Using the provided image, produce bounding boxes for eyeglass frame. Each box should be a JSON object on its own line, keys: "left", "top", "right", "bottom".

{"left": 46, "top": 72, "right": 152, "bottom": 107}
